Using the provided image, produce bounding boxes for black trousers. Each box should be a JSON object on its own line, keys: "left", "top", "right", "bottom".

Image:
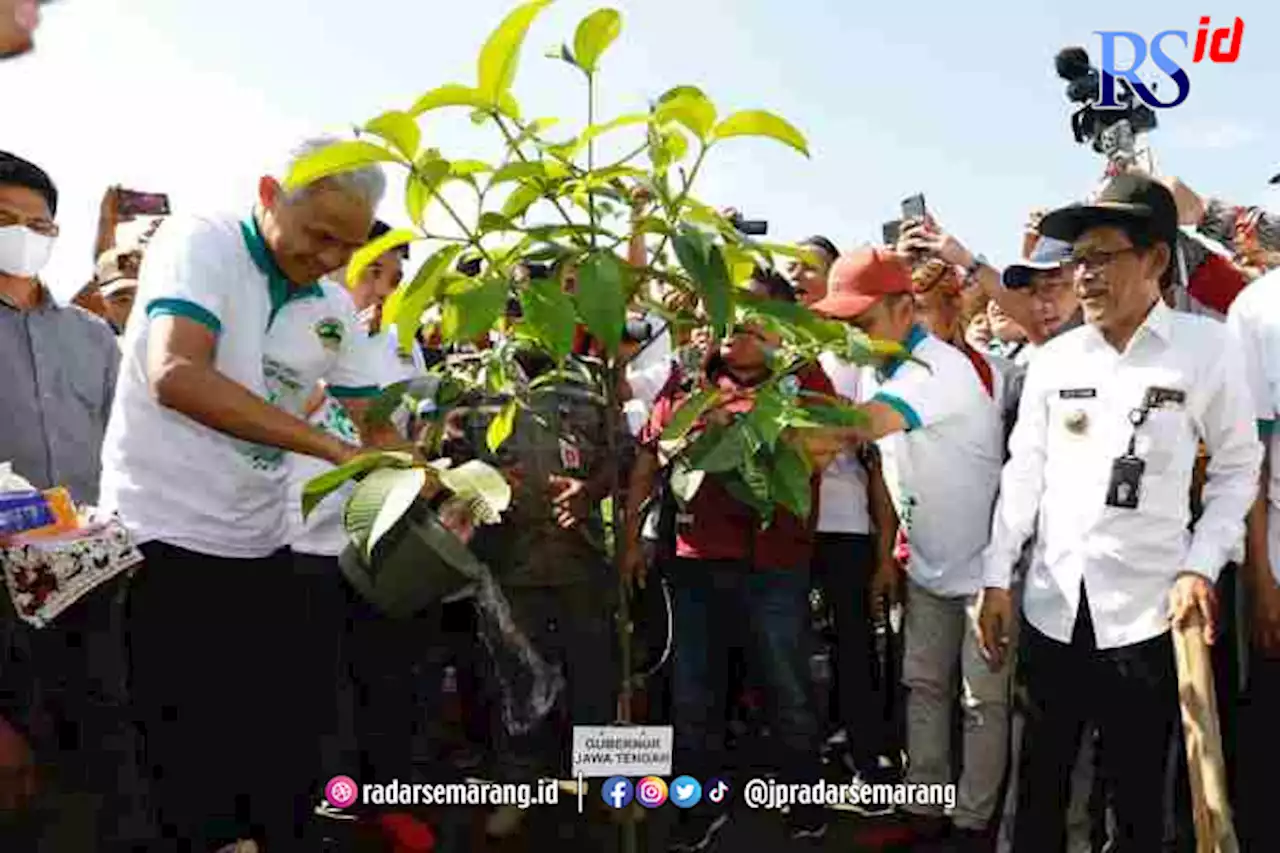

{"left": 1014, "top": 595, "right": 1183, "bottom": 853}
{"left": 1236, "top": 655, "right": 1280, "bottom": 849}
{"left": 809, "top": 532, "right": 891, "bottom": 768}
{"left": 128, "top": 542, "right": 343, "bottom": 851}
{"left": 0, "top": 573, "right": 147, "bottom": 852}
{"left": 335, "top": 559, "right": 433, "bottom": 785}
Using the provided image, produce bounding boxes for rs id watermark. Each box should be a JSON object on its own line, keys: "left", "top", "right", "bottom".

{"left": 741, "top": 778, "right": 956, "bottom": 812}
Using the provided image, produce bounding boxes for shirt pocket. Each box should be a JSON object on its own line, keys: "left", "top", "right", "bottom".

{"left": 1045, "top": 396, "right": 1106, "bottom": 460}
{"left": 1134, "top": 407, "right": 1193, "bottom": 476}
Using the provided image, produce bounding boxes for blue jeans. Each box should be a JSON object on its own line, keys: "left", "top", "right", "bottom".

{"left": 669, "top": 558, "right": 819, "bottom": 785}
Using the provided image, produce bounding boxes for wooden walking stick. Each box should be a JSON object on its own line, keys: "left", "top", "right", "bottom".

{"left": 1173, "top": 609, "right": 1239, "bottom": 853}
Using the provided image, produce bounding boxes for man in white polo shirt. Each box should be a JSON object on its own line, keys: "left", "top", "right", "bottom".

{"left": 1224, "top": 265, "right": 1280, "bottom": 849}
{"left": 287, "top": 219, "right": 426, "bottom": 797}
{"left": 811, "top": 247, "right": 1007, "bottom": 848}
{"left": 99, "top": 137, "right": 390, "bottom": 852}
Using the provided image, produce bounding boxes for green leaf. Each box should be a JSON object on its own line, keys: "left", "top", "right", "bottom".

{"left": 746, "top": 388, "right": 787, "bottom": 448}
{"left": 673, "top": 227, "right": 732, "bottom": 337}
{"left": 789, "top": 397, "right": 869, "bottom": 429}
{"left": 345, "top": 467, "right": 428, "bottom": 558}
{"left": 771, "top": 440, "right": 813, "bottom": 520}
{"left": 405, "top": 150, "right": 452, "bottom": 226}
{"left": 450, "top": 160, "right": 494, "bottom": 188}
{"left": 740, "top": 448, "right": 772, "bottom": 508}
{"left": 346, "top": 227, "right": 418, "bottom": 288}
{"left": 574, "top": 251, "right": 627, "bottom": 356}
{"left": 486, "top": 399, "right": 519, "bottom": 452}
{"left": 520, "top": 277, "right": 577, "bottom": 359}
{"left": 650, "top": 126, "right": 689, "bottom": 173}
{"left": 441, "top": 275, "right": 507, "bottom": 344}
{"left": 302, "top": 450, "right": 414, "bottom": 519}
{"left": 502, "top": 181, "right": 543, "bottom": 219}
{"left": 477, "top": 0, "right": 553, "bottom": 104}
{"left": 410, "top": 83, "right": 494, "bottom": 117}
{"left": 364, "top": 380, "right": 414, "bottom": 428}
{"left": 491, "top": 161, "right": 551, "bottom": 185}
{"left": 478, "top": 212, "right": 518, "bottom": 234}
{"left": 687, "top": 427, "right": 744, "bottom": 474}
{"left": 387, "top": 244, "right": 464, "bottom": 345}
{"left": 284, "top": 140, "right": 403, "bottom": 193}
{"left": 364, "top": 110, "right": 421, "bottom": 160}
{"left": 437, "top": 459, "right": 513, "bottom": 522}
{"left": 710, "top": 109, "right": 810, "bottom": 157}
{"left": 572, "top": 8, "right": 622, "bottom": 74}
{"left": 655, "top": 89, "right": 717, "bottom": 141}
{"left": 659, "top": 388, "right": 722, "bottom": 442}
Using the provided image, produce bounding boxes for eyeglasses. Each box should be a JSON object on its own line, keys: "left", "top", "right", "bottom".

{"left": 1068, "top": 246, "right": 1138, "bottom": 271}
{"left": 0, "top": 211, "right": 59, "bottom": 238}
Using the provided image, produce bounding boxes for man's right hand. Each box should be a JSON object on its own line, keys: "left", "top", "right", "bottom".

{"left": 977, "top": 587, "right": 1014, "bottom": 671}
{"left": 620, "top": 539, "right": 648, "bottom": 589}
{"left": 871, "top": 556, "right": 902, "bottom": 618}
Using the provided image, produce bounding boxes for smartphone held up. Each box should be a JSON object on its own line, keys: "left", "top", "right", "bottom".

{"left": 117, "top": 189, "right": 171, "bottom": 219}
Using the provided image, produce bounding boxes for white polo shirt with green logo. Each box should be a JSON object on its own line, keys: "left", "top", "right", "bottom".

{"left": 99, "top": 212, "right": 383, "bottom": 559}
{"left": 288, "top": 328, "right": 420, "bottom": 557}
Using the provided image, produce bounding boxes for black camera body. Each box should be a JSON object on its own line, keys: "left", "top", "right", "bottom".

{"left": 729, "top": 212, "right": 768, "bottom": 236}
{"left": 1055, "top": 46, "right": 1158, "bottom": 155}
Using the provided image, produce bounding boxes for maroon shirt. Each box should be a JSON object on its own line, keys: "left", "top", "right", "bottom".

{"left": 641, "top": 362, "right": 834, "bottom": 570}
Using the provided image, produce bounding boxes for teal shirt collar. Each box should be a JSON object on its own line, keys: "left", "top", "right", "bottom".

{"left": 879, "top": 323, "right": 928, "bottom": 381}
{"left": 240, "top": 214, "right": 323, "bottom": 328}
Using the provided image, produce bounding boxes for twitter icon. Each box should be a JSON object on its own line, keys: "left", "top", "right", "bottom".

{"left": 670, "top": 776, "right": 702, "bottom": 809}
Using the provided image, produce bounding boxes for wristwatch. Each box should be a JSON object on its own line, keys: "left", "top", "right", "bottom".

{"left": 962, "top": 253, "right": 988, "bottom": 288}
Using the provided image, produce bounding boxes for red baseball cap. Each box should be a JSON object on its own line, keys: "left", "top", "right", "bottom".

{"left": 811, "top": 247, "right": 912, "bottom": 320}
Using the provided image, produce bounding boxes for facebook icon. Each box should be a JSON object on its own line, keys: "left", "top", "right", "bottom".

{"left": 601, "top": 776, "right": 634, "bottom": 809}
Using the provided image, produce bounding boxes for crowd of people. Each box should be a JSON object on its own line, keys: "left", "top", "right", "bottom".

{"left": 2, "top": 134, "right": 1280, "bottom": 853}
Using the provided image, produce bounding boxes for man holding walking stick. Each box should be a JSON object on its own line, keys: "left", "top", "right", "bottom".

{"left": 976, "top": 175, "right": 1261, "bottom": 851}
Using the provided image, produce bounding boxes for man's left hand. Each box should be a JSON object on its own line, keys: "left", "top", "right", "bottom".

{"left": 1170, "top": 572, "right": 1219, "bottom": 645}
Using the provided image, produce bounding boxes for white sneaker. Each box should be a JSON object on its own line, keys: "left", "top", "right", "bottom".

{"left": 484, "top": 804, "right": 526, "bottom": 838}
{"left": 315, "top": 800, "right": 358, "bottom": 821}
{"left": 213, "top": 842, "right": 260, "bottom": 853}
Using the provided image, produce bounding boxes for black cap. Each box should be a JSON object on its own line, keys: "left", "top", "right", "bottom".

{"left": 368, "top": 219, "right": 409, "bottom": 258}
{"left": 0, "top": 151, "right": 58, "bottom": 217}
{"left": 1039, "top": 174, "right": 1179, "bottom": 248}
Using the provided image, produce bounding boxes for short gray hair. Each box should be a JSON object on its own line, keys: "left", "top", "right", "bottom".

{"left": 281, "top": 135, "right": 387, "bottom": 208}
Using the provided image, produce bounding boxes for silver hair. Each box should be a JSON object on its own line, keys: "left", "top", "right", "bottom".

{"left": 281, "top": 135, "right": 387, "bottom": 207}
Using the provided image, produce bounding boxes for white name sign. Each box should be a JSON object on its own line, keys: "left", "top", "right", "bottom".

{"left": 571, "top": 725, "right": 674, "bottom": 778}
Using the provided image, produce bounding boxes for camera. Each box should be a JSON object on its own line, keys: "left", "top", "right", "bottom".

{"left": 729, "top": 212, "right": 768, "bottom": 237}
{"left": 1054, "top": 46, "right": 1157, "bottom": 155}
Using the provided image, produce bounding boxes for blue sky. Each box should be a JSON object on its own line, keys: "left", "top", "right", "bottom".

{"left": 4, "top": 0, "right": 1277, "bottom": 298}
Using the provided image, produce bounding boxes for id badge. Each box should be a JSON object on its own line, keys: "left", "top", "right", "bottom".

{"left": 559, "top": 437, "right": 582, "bottom": 471}
{"left": 1105, "top": 455, "right": 1145, "bottom": 509}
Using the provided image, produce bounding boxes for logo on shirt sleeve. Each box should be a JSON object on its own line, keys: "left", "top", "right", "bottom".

{"left": 314, "top": 317, "right": 344, "bottom": 352}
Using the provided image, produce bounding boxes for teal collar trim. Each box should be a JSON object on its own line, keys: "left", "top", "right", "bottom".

{"left": 240, "top": 214, "right": 323, "bottom": 328}
{"left": 879, "top": 323, "right": 928, "bottom": 381}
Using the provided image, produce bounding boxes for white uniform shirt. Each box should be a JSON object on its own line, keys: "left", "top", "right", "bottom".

{"left": 99, "top": 212, "right": 384, "bottom": 558}
{"left": 1226, "top": 268, "right": 1280, "bottom": 583}
{"left": 288, "top": 329, "right": 420, "bottom": 557}
{"left": 985, "top": 301, "right": 1261, "bottom": 649}
{"left": 861, "top": 326, "right": 1004, "bottom": 596}
{"left": 818, "top": 352, "right": 870, "bottom": 535}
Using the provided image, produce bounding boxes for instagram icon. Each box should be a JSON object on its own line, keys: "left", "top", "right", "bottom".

{"left": 635, "top": 776, "right": 668, "bottom": 808}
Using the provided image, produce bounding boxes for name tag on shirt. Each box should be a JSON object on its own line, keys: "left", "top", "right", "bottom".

{"left": 1059, "top": 388, "right": 1097, "bottom": 400}
{"left": 1143, "top": 386, "right": 1187, "bottom": 409}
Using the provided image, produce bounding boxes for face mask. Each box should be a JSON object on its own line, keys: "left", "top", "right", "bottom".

{"left": 0, "top": 224, "right": 56, "bottom": 278}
